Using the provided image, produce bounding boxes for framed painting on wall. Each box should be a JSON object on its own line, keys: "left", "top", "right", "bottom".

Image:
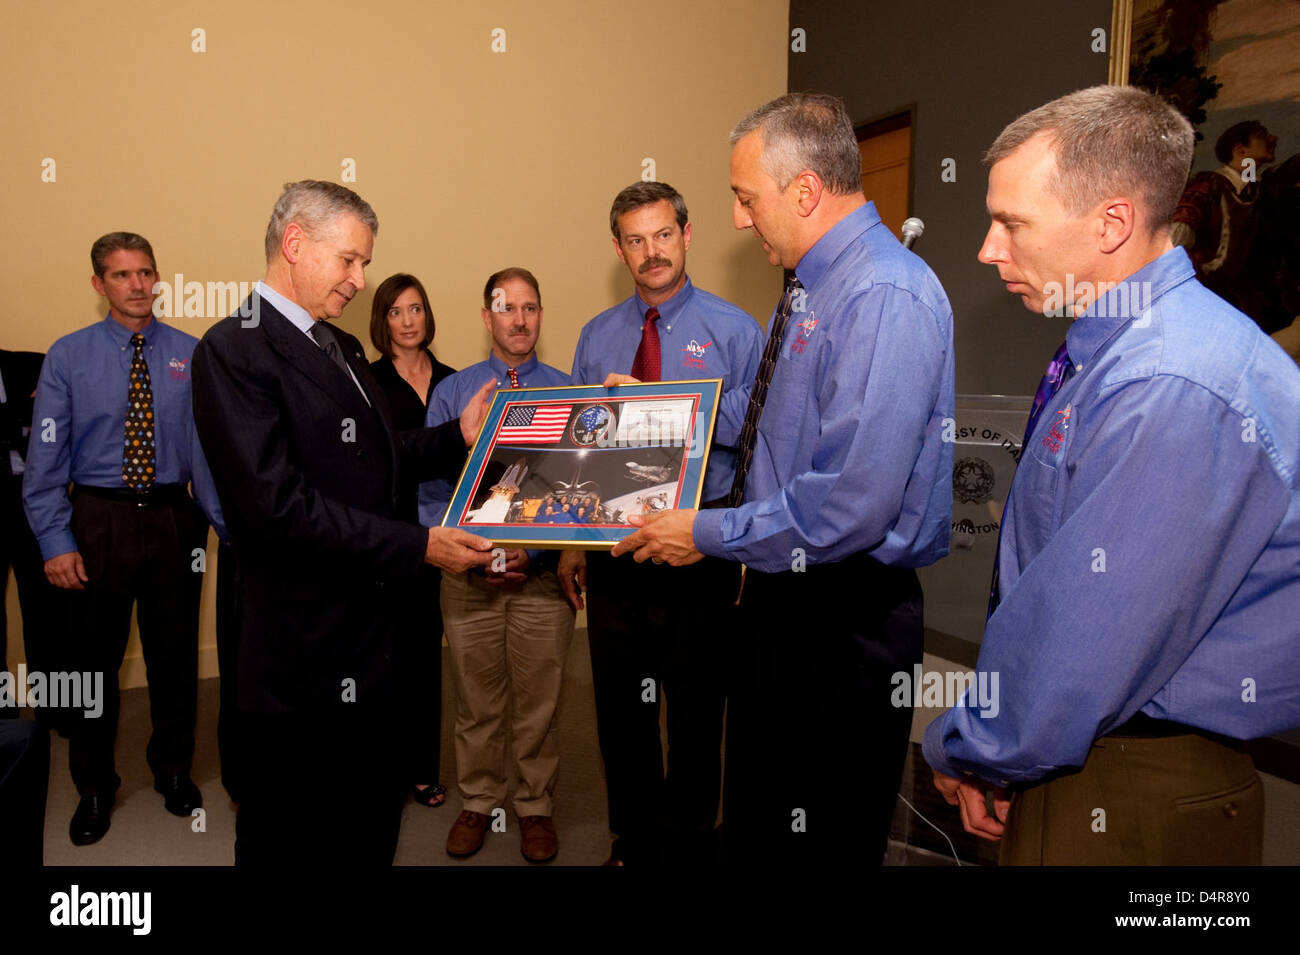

{"left": 1111, "top": 0, "right": 1300, "bottom": 345}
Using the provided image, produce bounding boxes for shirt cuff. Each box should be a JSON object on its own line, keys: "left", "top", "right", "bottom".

{"left": 37, "top": 530, "right": 78, "bottom": 562}
{"left": 692, "top": 507, "right": 729, "bottom": 560}
{"left": 921, "top": 714, "right": 966, "bottom": 780}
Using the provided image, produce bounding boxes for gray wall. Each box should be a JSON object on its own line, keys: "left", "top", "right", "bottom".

{"left": 788, "top": 0, "right": 1114, "bottom": 395}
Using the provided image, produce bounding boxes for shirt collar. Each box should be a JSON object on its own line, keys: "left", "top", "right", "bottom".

{"left": 633, "top": 275, "right": 696, "bottom": 332}
{"left": 102, "top": 313, "right": 158, "bottom": 345}
{"left": 256, "top": 280, "right": 315, "bottom": 336}
{"left": 488, "top": 351, "right": 540, "bottom": 381}
{"left": 1066, "top": 246, "right": 1198, "bottom": 370}
{"left": 794, "top": 202, "right": 881, "bottom": 291}
{"left": 1217, "top": 163, "right": 1247, "bottom": 193}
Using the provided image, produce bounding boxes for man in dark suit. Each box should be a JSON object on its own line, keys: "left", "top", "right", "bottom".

{"left": 191, "top": 180, "right": 496, "bottom": 865}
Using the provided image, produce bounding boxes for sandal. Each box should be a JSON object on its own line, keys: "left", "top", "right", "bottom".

{"left": 412, "top": 782, "right": 447, "bottom": 808}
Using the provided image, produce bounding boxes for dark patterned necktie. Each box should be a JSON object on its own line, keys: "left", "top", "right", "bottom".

{"left": 726, "top": 273, "right": 802, "bottom": 509}
{"left": 311, "top": 321, "right": 370, "bottom": 404}
{"left": 987, "top": 339, "right": 1076, "bottom": 617}
{"left": 310, "top": 321, "right": 349, "bottom": 375}
{"left": 630, "top": 307, "right": 661, "bottom": 382}
{"left": 122, "top": 332, "right": 156, "bottom": 489}
{"left": 507, "top": 367, "right": 521, "bottom": 388}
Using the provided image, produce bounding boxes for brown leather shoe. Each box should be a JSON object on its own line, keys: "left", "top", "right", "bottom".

{"left": 519, "top": 815, "right": 558, "bottom": 863}
{"left": 446, "top": 810, "right": 490, "bottom": 857}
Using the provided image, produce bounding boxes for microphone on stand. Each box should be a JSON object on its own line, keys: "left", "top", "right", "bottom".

{"left": 900, "top": 217, "right": 925, "bottom": 250}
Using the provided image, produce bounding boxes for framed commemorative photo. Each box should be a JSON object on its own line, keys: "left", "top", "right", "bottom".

{"left": 442, "top": 379, "right": 723, "bottom": 548}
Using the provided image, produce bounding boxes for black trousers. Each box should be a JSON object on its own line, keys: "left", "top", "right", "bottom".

{"left": 0, "top": 719, "right": 49, "bottom": 864}
{"left": 722, "top": 553, "right": 923, "bottom": 866}
{"left": 235, "top": 707, "right": 405, "bottom": 866}
{"left": 214, "top": 539, "right": 244, "bottom": 802}
{"left": 65, "top": 488, "right": 206, "bottom": 795}
{"left": 585, "top": 552, "right": 737, "bottom": 865}
{"left": 0, "top": 473, "right": 69, "bottom": 726}
{"left": 397, "top": 564, "right": 443, "bottom": 788}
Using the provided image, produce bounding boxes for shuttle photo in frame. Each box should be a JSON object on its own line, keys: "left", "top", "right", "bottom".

{"left": 442, "top": 379, "right": 723, "bottom": 549}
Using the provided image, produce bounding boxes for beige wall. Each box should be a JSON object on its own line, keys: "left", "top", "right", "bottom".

{"left": 2, "top": 0, "right": 790, "bottom": 683}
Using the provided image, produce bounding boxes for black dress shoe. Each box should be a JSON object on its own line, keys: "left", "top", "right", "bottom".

{"left": 155, "top": 773, "right": 203, "bottom": 816}
{"left": 70, "top": 792, "right": 114, "bottom": 846}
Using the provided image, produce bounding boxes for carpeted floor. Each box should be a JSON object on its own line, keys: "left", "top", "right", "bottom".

{"left": 35, "top": 635, "right": 1300, "bottom": 866}
{"left": 41, "top": 627, "right": 612, "bottom": 866}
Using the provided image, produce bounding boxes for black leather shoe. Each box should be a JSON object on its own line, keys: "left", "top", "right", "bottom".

{"left": 70, "top": 792, "right": 114, "bottom": 846}
{"left": 155, "top": 773, "right": 203, "bottom": 816}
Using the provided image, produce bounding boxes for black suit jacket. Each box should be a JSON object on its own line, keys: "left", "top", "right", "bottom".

{"left": 191, "top": 294, "right": 467, "bottom": 713}
{"left": 368, "top": 351, "right": 457, "bottom": 521}
{"left": 0, "top": 349, "right": 45, "bottom": 476}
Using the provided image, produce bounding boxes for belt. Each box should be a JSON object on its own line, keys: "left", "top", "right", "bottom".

{"left": 72, "top": 483, "right": 192, "bottom": 507}
{"left": 1107, "top": 712, "right": 1245, "bottom": 750}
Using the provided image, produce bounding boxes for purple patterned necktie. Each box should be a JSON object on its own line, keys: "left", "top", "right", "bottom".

{"left": 1020, "top": 340, "right": 1075, "bottom": 450}
{"left": 987, "top": 340, "right": 1075, "bottom": 618}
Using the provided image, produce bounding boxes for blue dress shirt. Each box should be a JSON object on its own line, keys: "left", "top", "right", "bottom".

{"left": 23, "top": 314, "right": 206, "bottom": 559}
{"left": 570, "top": 276, "right": 761, "bottom": 503}
{"left": 418, "top": 352, "right": 570, "bottom": 527}
{"left": 692, "top": 202, "right": 955, "bottom": 572}
{"left": 924, "top": 247, "right": 1300, "bottom": 785}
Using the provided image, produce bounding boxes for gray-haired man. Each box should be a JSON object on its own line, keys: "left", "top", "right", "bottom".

{"left": 192, "top": 180, "right": 495, "bottom": 865}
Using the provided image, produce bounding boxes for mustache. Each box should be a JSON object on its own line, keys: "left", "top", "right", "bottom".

{"left": 639, "top": 257, "right": 672, "bottom": 273}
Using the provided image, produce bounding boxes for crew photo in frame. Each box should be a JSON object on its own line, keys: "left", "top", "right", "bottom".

{"left": 443, "top": 379, "right": 722, "bottom": 548}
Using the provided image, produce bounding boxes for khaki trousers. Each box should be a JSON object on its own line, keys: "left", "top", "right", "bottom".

{"left": 1000, "top": 731, "right": 1264, "bottom": 865}
{"left": 440, "top": 569, "right": 575, "bottom": 817}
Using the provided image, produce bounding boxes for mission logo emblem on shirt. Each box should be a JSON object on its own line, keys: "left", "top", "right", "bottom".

{"left": 1042, "top": 404, "right": 1071, "bottom": 454}
{"left": 791, "top": 314, "right": 818, "bottom": 355}
{"left": 168, "top": 357, "right": 189, "bottom": 380}
{"left": 681, "top": 339, "right": 712, "bottom": 370}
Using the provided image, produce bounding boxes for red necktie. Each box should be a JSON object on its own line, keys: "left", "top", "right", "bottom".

{"left": 630, "top": 307, "right": 661, "bottom": 382}
{"left": 507, "top": 367, "right": 521, "bottom": 388}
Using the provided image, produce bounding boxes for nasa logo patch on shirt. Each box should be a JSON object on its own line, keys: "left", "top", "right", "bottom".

{"left": 168, "top": 357, "right": 190, "bottom": 380}
{"left": 791, "top": 314, "right": 818, "bottom": 356}
{"left": 681, "top": 339, "right": 712, "bottom": 370}
{"left": 1040, "top": 404, "right": 1071, "bottom": 455}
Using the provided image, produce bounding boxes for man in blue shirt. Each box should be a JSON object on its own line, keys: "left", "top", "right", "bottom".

{"left": 559, "top": 181, "right": 762, "bottom": 866}
{"left": 419, "top": 267, "right": 574, "bottom": 863}
{"left": 923, "top": 85, "right": 1300, "bottom": 865}
{"left": 614, "top": 96, "right": 955, "bottom": 866}
{"left": 24, "top": 232, "right": 210, "bottom": 846}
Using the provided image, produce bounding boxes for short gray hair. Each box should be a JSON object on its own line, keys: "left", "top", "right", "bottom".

{"left": 729, "top": 92, "right": 862, "bottom": 195}
{"left": 264, "top": 180, "right": 379, "bottom": 262}
{"left": 984, "top": 85, "right": 1194, "bottom": 231}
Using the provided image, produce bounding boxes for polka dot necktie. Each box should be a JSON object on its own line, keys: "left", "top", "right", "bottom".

{"left": 122, "top": 332, "right": 156, "bottom": 489}
{"left": 630, "top": 307, "right": 662, "bottom": 382}
{"left": 507, "top": 367, "right": 521, "bottom": 388}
